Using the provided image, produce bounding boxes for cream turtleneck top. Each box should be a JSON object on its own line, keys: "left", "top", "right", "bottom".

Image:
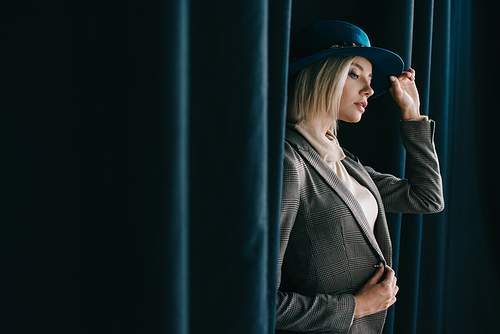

{"left": 293, "top": 120, "right": 379, "bottom": 232}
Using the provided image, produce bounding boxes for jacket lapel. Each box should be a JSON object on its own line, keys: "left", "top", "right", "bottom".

{"left": 286, "top": 129, "right": 386, "bottom": 263}
{"left": 341, "top": 157, "right": 393, "bottom": 265}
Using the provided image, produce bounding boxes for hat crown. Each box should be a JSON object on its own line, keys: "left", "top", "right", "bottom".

{"left": 290, "top": 20, "right": 371, "bottom": 61}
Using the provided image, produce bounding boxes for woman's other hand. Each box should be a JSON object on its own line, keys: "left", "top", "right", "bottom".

{"left": 353, "top": 265, "right": 399, "bottom": 319}
{"left": 389, "top": 68, "right": 421, "bottom": 120}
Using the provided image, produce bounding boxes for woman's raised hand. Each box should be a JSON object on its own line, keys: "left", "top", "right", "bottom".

{"left": 389, "top": 68, "right": 421, "bottom": 120}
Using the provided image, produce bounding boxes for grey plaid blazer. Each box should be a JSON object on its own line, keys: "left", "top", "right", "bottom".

{"left": 276, "top": 120, "right": 444, "bottom": 334}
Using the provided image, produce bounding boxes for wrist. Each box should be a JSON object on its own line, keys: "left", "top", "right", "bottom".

{"left": 353, "top": 296, "right": 360, "bottom": 318}
{"left": 402, "top": 115, "right": 428, "bottom": 121}
{"left": 400, "top": 107, "right": 420, "bottom": 120}
{"left": 353, "top": 295, "right": 366, "bottom": 319}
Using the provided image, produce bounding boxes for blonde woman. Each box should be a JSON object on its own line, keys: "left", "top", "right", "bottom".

{"left": 277, "top": 20, "right": 444, "bottom": 334}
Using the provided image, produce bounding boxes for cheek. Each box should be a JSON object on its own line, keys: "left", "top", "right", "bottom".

{"left": 342, "top": 80, "right": 356, "bottom": 99}
{"left": 340, "top": 84, "right": 349, "bottom": 104}
{"left": 340, "top": 87, "right": 354, "bottom": 107}
{"left": 341, "top": 82, "right": 348, "bottom": 96}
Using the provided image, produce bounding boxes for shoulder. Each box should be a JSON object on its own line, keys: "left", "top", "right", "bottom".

{"left": 283, "top": 140, "right": 304, "bottom": 174}
{"left": 283, "top": 127, "right": 310, "bottom": 165}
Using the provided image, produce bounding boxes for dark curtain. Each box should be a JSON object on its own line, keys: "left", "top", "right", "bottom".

{"left": 1, "top": 1, "right": 290, "bottom": 333}
{"left": 2, "top": 2, "right": 194, "bottom": 333}
{"left": 188, "top": 0, "right": 291, "bottom": 333}
{"left": 2, "top": 1, "right": 499, "bottom": 334}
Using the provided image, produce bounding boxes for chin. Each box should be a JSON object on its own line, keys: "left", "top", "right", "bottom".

{"left": 341, "top": 116, "right": 363, "bottom": 123}
{"left": 338, "top": 110, "right": 364, "bottom": 123}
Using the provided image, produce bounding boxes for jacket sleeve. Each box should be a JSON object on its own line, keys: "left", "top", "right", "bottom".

{"left": 275, "top": 141, "right": 355, "bottom": 333}
{"left": 365, "top": 120, "right": 445, "bottom": 214}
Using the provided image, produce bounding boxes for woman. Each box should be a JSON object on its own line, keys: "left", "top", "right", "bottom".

{"left": 276, "top": 20, "right": 444, "bottom": 333}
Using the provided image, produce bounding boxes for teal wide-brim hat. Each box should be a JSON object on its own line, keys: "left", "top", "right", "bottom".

{"left": 289, "top": 20, "right": 404, "bottom": 99}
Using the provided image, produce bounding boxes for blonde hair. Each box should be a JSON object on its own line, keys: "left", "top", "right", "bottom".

{"left": 287, "top": 55, "right": 355, "bottom": 133}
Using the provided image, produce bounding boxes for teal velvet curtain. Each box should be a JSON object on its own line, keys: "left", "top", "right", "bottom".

{"left": 2, "top": 1, "right": 291, "bottom": 333}
{"left": 188, "top": 0, "right": 291, "bottom": 333}
{"left": 2, "top": 2, "right": 193, "bottom": 332}
{"left": 2, "top": 1, "right": 499, "bottom": 334}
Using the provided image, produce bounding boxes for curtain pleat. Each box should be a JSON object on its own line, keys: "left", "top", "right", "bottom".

{"left": 165, "top": 1, "right": 190, "bottom": 333}
{"left": 188, "top": 1, "right": 271, "bottom": 330}
{"left": 267, "top": 1, "right": 292, "bottom": 331}
{"left": 188, "top": 0, "right": 290, "bottom": 332}
{"left": 401, "top": 1, "right": 450, "bottom": 333}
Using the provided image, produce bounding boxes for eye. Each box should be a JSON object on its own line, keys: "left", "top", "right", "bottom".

{"left": 348, "top": 71, "right": 359, "bottom": 79}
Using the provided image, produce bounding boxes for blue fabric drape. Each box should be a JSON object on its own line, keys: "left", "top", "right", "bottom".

{"left": 188, "top": 0, "right": 290, "bottom": 333}
{"left": 2, "top": 2, "right": 192, "bottom": 333}
{"left": 166, "top": 1, "right": 190, "bottom": 333}
{"left": 2, "top": 1, "right": 290, "bottom": 333}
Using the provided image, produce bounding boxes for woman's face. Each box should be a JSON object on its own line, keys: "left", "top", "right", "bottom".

{"left": 338, "top": 57, "right": 375, "bottom": 123}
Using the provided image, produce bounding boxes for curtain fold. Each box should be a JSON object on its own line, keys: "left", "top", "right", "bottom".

{"left": 165, "top": 1, "right": 190, "bottom": 333}
{"left": 267, "top": 1, "right": 292, "bottom": 331}
{"left": 396, "top": 1, "right": 451, "bottom": 333}
{"left": 188, "top": 0, "right": 290, "bottom": 332}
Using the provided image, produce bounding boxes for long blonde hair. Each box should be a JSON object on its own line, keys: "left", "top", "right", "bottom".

{"left": 287, "top": 55, "right": 355, "bottom": 133}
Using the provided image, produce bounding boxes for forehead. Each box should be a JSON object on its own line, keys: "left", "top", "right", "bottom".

{"left": 351, "top": 57, "right": 373, "bottom": 73}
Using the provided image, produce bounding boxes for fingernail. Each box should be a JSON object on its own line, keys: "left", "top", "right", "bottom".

{"left": 390, "top": 76, "right": 396, "bottom": 82}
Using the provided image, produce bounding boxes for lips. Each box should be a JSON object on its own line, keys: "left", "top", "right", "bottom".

{"left": 354, "top": 100, "right": 368, "bottom": 111}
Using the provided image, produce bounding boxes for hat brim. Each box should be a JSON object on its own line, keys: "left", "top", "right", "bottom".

{"left": 288, "top": 46, "right": 404, "bottom": 100}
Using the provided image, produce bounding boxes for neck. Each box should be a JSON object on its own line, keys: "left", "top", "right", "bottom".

{"left": 306, "top": 117, "right": 332, "bottom": 135}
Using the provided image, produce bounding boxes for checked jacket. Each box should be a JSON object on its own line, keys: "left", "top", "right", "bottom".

{"left": 275, "top": 120, "right": 444, "bottom": 334}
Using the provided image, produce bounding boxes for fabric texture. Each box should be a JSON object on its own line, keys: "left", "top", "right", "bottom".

{"left": 276, "top": 120, "right": 443, "bottom": 333}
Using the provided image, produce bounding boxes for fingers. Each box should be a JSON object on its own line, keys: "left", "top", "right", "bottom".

{"left": 385, "top": 266, "right": 396, "bottom": 280}
{"left": 368, "top": 264, "right": 386, "bottom": 284}
{"left": 382, "top": 266, "right": 398, "bottom": 308}
{"left": 390, "top": 68, "right": 415, "bottom": 86}
{"left": 389, "top": 75, "right": 402, "bottom": 97}
{"left": 383, "top": 266, "right": 398, "bottom": 287}
{"left": 389, "top": 69, "right": 417, "bottom": 107}
{"left": 403, "top": 68, "right": 416, "bottom": 81}
{"left": 392, "top": 68, "right": 415, "bottom": 83}
{"left": 385, "top": 266, "right": 399, "bottom": 299}
{"left": 353, "top": 265, "right": 399, "bottom": 318}
{"left": 378, "top": 266, "right": 397, "bottom": 290}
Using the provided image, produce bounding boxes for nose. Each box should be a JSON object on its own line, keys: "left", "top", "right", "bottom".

{"left": 361, "top": 80, "right": 374, "bottom": 98}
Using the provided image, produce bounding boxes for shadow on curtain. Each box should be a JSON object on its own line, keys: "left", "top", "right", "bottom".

{"left": 2, "top": 1, "right": 499, "bottom": 334}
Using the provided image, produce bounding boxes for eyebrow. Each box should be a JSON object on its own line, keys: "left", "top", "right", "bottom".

{"left": 352, "top": 62, "right": 373, "bottom": 77}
